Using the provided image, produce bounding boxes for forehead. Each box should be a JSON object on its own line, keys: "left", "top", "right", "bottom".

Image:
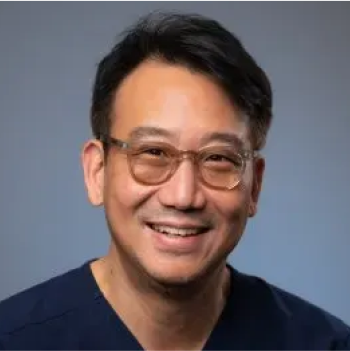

{"left": 111, "top": 60, "right": 250, "bottom": 147}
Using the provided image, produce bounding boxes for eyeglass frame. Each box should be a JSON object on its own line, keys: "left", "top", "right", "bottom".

{"left": 98, "top": 134, "right": 260, "bottom": 191}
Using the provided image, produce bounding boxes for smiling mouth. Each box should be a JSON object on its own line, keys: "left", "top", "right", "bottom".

{"left": 147, "top": 223, "right": 209, "bottom": 237}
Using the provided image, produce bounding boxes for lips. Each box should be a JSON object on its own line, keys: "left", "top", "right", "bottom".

{"left": 147, "top": 222, "right": 209, "bottom": 237}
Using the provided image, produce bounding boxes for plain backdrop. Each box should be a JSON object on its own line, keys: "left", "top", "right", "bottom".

{"left": 0, "top": 2, "right": 349, "bottom": 324}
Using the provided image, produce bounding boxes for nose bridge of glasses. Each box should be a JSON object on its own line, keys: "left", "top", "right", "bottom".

{"left": 168, "top": 150, "right": 200, "bottom": 193}
{"left": 174, "top": 150, "right": 198, "bottom": 165}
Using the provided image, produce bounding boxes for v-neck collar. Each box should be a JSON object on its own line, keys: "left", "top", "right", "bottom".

{"left": 85, "top": 261, "right": 241, "bottom": 350}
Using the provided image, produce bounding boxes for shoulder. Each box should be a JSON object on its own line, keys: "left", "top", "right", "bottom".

{"left": 230, "top": 266, "right": 350, "bottom": 349}
{"left": 0, "top": 260, "right": 98, "bottom": 337}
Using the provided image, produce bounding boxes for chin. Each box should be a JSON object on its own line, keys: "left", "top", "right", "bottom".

{"left": 149, "top": 270, "right": 198, "bottom": 287}
{"left": 141, "top": 258, "right": 218, "bottom": 289}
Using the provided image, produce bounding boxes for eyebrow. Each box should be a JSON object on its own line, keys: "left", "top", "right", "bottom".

{"left": 128, "top": 127, "right": 175, "bottom": 141}
{"left": 199, "top": 132, "right": 246, "bottom": 150}
{"left": 128, "top": 126, "right": 246, "bottom": 149}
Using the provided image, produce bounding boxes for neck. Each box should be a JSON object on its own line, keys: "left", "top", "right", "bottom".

{"left": 91, "top": 245, "right": 231, "bottom": 351}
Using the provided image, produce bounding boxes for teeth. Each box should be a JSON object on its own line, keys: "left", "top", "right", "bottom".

{"left": 151, "top": 224, "right": 202, "bottom": 237}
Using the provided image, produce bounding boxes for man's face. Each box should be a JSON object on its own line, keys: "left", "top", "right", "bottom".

{"left": 84, "top": 60, "right": 264, "bottom": 286}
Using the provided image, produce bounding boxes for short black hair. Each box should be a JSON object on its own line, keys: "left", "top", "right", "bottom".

{"left": 90, "top": 11, "right": 273, "bottom": 150}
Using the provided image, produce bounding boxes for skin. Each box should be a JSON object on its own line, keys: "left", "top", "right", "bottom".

{"left": 81, "top": 59, "right": 265, "bottom": 350}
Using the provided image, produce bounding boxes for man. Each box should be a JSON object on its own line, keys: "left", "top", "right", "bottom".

{"left": 0, "top": 11, "right": 349, "bottom": 350}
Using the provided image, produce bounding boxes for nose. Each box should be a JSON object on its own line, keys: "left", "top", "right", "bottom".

{"left": 157, "top": 158, "right": 206, "bottom": 211}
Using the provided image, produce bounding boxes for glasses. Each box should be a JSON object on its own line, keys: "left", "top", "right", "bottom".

{"left": 99, "top": 135, "right": 258, "bottom": 190}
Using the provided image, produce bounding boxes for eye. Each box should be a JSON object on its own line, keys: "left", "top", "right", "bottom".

{"left": 142, "top": 147, "right": 166, "bottom": 157}
{"left": 133, "top": 145, "right": 171, "bottom": 163}
{"left": 206, "top": 154, "right": 230, "bottom": 162}
{"left": 204, "top": 152, "right": 243, "bottom": 169}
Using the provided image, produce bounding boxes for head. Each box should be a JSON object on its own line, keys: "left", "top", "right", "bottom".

{"left": 82, "top": 12, "right": 273, "bottom": 287}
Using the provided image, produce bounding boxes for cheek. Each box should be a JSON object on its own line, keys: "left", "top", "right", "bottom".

{"left": 224, "top": 195, "right": 250, "bottom": 223}
{"left": 208, "top": 183, "right": 252, "bottom": 231}
{"left": 103, "top": 161, "right": 154, "bottom": 220}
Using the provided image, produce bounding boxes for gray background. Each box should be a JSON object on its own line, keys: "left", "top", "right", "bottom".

{"left": 0, "top": 2, "right": 349, "bottom": 324}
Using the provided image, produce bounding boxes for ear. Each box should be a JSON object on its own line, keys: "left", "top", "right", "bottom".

{"left": 249, "top": 156, "right": 265, "bottom": 217}
{"left": 81, "top": 139, "right": 105, "bottom": 206}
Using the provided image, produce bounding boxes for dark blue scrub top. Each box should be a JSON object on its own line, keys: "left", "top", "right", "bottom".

{"left": 0, "top": 261, "right": 349, "bottom": 350}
